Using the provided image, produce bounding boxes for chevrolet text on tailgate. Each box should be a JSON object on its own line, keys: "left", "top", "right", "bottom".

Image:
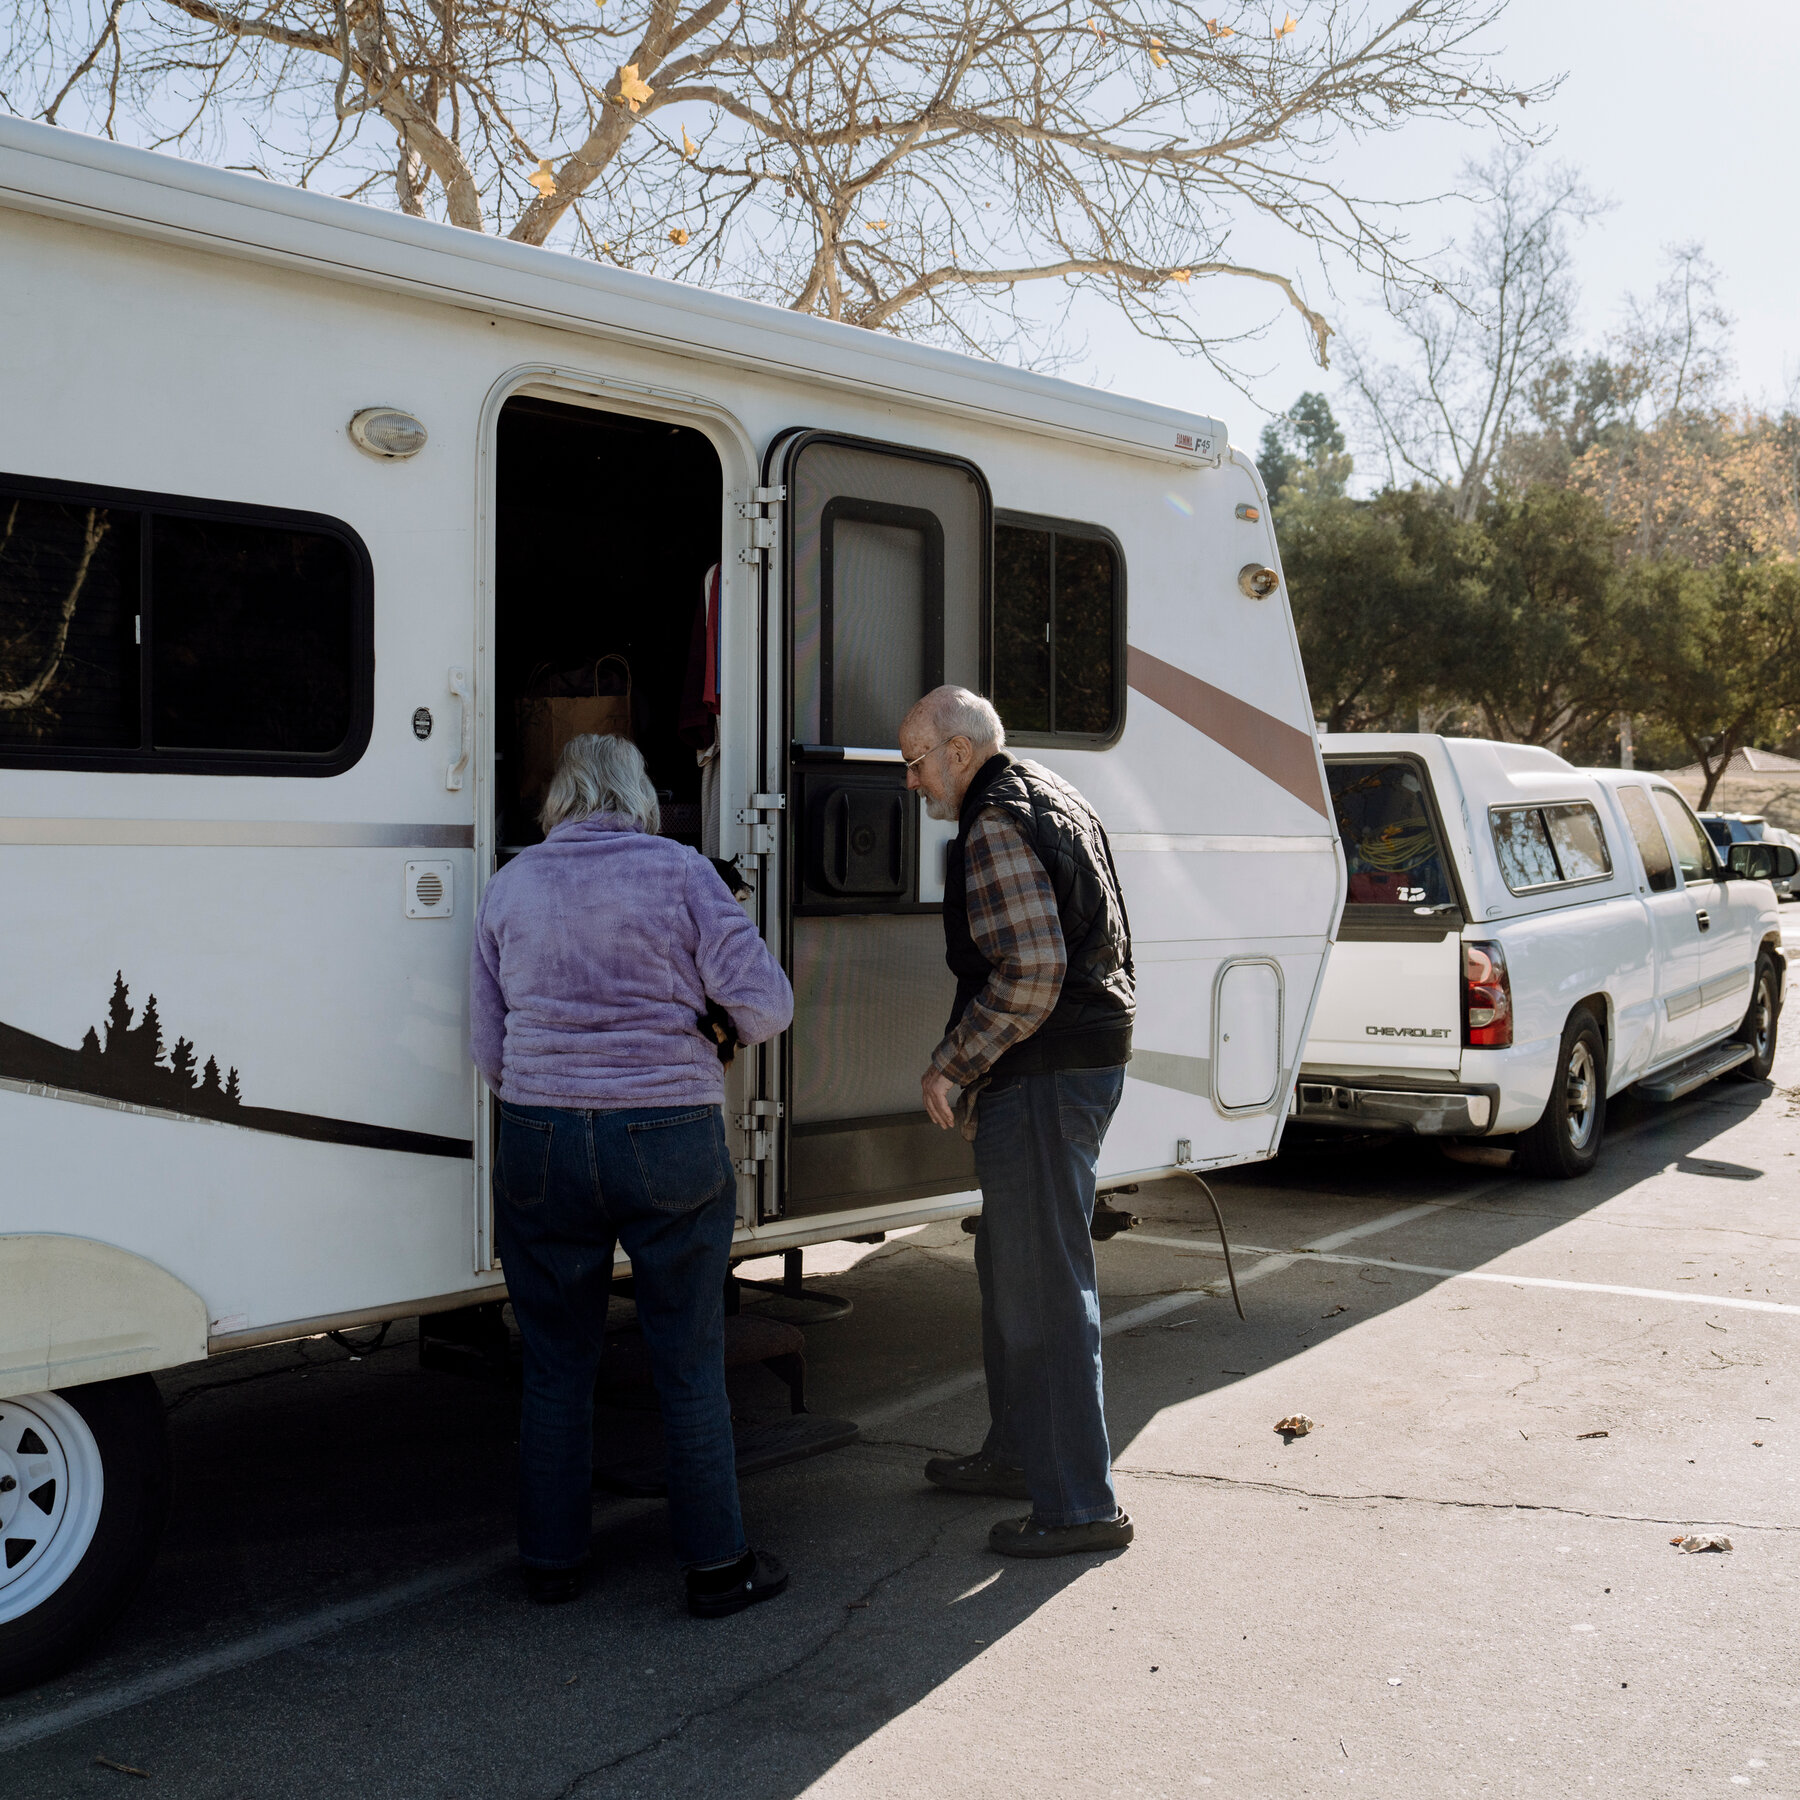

{"left": 1296, "top": 736, "right": 1794, "bottom": 1177}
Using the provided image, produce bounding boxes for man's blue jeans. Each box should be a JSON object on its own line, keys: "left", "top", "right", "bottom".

{"left": 972, "top": 1064, "right": 1126, "bottom": 1528}
{"left": 493, "top": 1100, "right": 745, "bottom": 1571}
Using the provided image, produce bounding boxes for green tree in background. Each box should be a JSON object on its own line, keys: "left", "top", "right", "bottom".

{"left": 1257, "top": 393, "right": 1351, "bottom": 505}
{"left": 1621, "top": 560, "right": 1800, "bottom": 807}
{"left": 1456, "top": 486, "right": 1626, "bottom": 751}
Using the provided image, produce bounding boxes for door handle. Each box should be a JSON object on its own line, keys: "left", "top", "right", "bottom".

{"left": 1695, "top": 908, "right": 1710, "bottom": 932}
{"left": 445, "top": 667, "right": 472, "bottom": 792}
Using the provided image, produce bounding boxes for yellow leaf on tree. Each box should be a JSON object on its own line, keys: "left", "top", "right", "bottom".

{"left": 1206, "top": 16, "right": 1234, "bottom": 36}
{"left": 669, "top": 226, "right": 689, "bottom": 245}
{"left": 1087, "top": 15, "right": 1105, "bottom": 38}
{"left": 617, "top": 63, "right": 654, "bottom": 111}
{"left": 1276, "top": 11, "right": 1298, "bottom": 36}
{"left": 1148, "top": 35, "right": 1167, "bottom": 65}
{"left": 867, "top": 219, "right": 889, "bottom": 231}
{"left": 1170, "top": 268, "right": 1191, "bottom": 283}
{"left": 527, "top": 159, "right": 557, "bottom": 198}
{"left": 681, "top": 126, "right": 700, "bottom": 160}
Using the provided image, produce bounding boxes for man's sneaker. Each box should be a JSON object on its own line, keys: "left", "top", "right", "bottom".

{"left": 686, "top": 1549, "right": 789, "bottom": 1619}
{"left": 924, "top": 1451, "right": 1030, "bottom": 1500}
{"left": 988, "top": 1511, "right": 1134, "bottom": 1558}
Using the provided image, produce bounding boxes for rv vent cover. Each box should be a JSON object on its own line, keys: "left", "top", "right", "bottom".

{"left": 405, "top": 861, "right": 455, "bottom": 920}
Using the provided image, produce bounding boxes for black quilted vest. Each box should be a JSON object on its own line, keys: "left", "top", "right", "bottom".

{"left": 942, "top": 753, "right": 1135, "bottom": 1078}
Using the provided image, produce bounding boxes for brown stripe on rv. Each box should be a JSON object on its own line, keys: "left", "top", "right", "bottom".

{"left": 1127, "top": 646, "right": 1328, "bottom": 818}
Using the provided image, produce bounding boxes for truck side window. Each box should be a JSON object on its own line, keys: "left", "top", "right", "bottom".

{"left": 1544, "top": 804, "right": 1611, "bottom": 882}
{"left": 1328, "top": 760, "right": 1454, "bottom": 907}
{"left": 0, "top": 474, "right": 371, "bottom": 775}
{"left": 1491, "top": 803, "right": 1612, "bottom": 893}
{"left": 1651, "top": 787, "right": 1718, "bottom": 884}
{"left": 1618, "top": 786, "right": 1678, "bottom": 893}
{"left": 992, "top": 515, "right": 1123, "bottom": 742}
{"left": 1491, "top": 808, "right": 1560, "bottom": 891}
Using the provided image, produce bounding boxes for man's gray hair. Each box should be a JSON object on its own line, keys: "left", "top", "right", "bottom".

{"left": 540, "top": 733, "right": 661, "bottom": 835}
{"left": 916, "top": 685, "right": 1005, "bottom": 751}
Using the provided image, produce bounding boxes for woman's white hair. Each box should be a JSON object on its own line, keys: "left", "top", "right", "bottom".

{"left": 540, "top": 733, "right": 661, "bottom": 835}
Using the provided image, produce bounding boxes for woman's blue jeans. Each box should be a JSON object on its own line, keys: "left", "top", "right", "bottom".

{"left": 972, "top": 1065, "right": 1126, "bottom": 1528}
{"left": 493, "top": 1100, "right": 746, "bottom": 1571}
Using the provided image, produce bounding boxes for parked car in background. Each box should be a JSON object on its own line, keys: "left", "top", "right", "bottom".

{"left": 1295, "top": 737, "right": 1795, "bottom": 1179}
{"left": 1700, "top": 813, "right": 1796, "bottom": 900}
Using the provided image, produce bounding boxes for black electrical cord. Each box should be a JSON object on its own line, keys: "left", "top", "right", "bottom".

{"left": 327, "top": 1321, "right": 392, "bottom": 1355}
{"left": 1184, "top": 1171, "right": 1245, "bottom": 1320}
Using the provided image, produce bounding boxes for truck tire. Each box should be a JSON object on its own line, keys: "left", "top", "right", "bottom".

{"left": 0, "top": 1375, "right": 170, "bottom": 1695}
{"left": 1517, "top": 1008, "right": 1607, "bottom": 1180}
{"left": 1729, "top": 952, "right": 1781, "bottom": 1082}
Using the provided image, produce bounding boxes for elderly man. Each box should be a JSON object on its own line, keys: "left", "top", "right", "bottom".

{"left": 901, "top": 685, "right": 1136, "bottom": 1558}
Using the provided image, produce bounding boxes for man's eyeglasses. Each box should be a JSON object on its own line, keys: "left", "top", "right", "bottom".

{"left": 902, "top": 739, "right": 950, "bottom": 774}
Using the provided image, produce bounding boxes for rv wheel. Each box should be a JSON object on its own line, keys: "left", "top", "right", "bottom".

{"left": 0, "top": 1375, "right": 171, "bottom": 1696}
{"left": 1516, "top": 1008, "right": 1607, "bottom": 1181}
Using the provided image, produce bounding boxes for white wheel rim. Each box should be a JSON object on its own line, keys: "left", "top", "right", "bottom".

{"left": 0, "top": 1393, "right": 105, "bottom": 1624}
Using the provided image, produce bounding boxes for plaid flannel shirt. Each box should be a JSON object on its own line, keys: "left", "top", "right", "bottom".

{"left": 930, "top": 807, "right": 1066, "bottom": 1088}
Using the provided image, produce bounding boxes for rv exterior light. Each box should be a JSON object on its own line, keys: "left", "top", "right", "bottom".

{"left": 349, "top": 407, "right": 428, "bottom": 460}
{"left": 1235, "top": 503, "right": 1261, "bottom": 522}
{"left": 1237, "top": 564, "right": 1279, "bottom": 600}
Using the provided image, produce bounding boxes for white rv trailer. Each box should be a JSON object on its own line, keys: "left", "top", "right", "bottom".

{"left": 0, "top": 116, "right": 1343, "bottom": 1684}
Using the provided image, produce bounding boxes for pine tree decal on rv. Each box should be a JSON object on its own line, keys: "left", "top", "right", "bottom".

{"left": 0, "top": 973, "right": 469, "bottom": 1160}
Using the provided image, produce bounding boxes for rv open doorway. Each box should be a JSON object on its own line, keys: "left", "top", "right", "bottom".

{"left": 493, "top": 396, "right": 724, "bottom": 862}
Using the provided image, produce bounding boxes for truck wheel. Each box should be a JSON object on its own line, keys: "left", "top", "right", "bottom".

{"left": 1517, "top": 1009, "right": 1607, "bottom": 1180}
{"left": 1729, "top": 953, "right": 1781, "bottom": 1082}
{"left": 0, "top": 1375, "right": 170, "bottom": 1696}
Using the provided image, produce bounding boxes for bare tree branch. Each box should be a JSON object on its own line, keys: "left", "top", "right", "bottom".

{"left": 5, "top": 0, "right": 1557, "bottom": 371}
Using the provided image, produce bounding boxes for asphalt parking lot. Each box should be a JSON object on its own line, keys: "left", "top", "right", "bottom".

{"left": 2, "top": 1027, "right": 1797, "bottom": 1797}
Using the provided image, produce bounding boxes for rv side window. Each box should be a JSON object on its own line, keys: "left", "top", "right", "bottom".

{"left": 1490, "top": 803, "right": 1612, "bottom": 894}
{"left": 0, "top": 474, "right": 371, "bottom": 775}
{"left": 1617, "top": 785, "right": 1678, "bottom": 892}
{"left": 992, "top": 514, "right": 1123, "bottom": 743}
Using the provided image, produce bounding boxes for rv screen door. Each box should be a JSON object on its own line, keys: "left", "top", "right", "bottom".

{"left": 774, "top": 434, "right": 988, "bottom": 1218}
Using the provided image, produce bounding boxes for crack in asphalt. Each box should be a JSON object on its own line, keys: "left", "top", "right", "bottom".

{"left": 550, "top": 1510, "right": 974, "bottom": 1798}
{"left": 1116, "top": 1464, "right": 1800, "bottom": 1532}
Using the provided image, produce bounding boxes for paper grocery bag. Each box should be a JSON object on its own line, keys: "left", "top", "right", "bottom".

{"left": 517, "top": 653, "right": 632, "bottom": 817}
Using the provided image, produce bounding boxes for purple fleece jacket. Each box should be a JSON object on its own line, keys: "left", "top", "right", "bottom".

{"left": 470, "top": 814, "right": 793, "bottom": 1110}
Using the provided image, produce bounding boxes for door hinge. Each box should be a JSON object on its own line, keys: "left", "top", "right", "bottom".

{"left": 737, "top": 492, "right": 781, "bottom": 564}
{"left": 736, "top": 1098, "right": 783, "bottom": 1131}
{"left": 735, "top": 794, "right": 785, "bottom": 863}
{"left": 736, "top": 1131, "right": 774, "bottom": 1174}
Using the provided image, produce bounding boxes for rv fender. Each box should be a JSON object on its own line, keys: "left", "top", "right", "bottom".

{"left": 0, "top": 1236, "right": 208, "bottom": 1402}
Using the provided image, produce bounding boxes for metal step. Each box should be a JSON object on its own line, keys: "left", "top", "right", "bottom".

{"left": 1635, "top": 1040, "right": 1755, "bottom": 1103}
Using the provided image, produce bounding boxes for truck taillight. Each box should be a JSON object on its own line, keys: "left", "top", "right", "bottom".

{"left": 1464, "top": 941, "right": 1512, "bottom": 1049}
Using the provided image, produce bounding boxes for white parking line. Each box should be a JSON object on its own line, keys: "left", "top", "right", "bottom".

{"left": 1123, "top": 1234, "right": 1800, "bottom": 1317}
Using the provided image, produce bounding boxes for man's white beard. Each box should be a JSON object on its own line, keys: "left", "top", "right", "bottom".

{"left": 923, "top": 793, "right": 958, "bottom": 822}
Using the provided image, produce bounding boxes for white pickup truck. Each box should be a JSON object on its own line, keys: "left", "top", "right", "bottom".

{"left": 1294, "top": 736, "right": 1795, "bottom": 1177}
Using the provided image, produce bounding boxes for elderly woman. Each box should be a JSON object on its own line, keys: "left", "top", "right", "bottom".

{"left": 470, "top": 732, "right": 794, "bottom": 1617}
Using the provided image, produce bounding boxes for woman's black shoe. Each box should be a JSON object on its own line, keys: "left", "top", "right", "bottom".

{"left": 525, "top": 1564, "right": 586, "bottom": 1605}
{"left": 687, "top": 1550, "right": 789, "bottom": 1619}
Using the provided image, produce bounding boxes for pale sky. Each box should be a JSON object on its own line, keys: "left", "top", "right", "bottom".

{"left": 1063, "top": 0, "right": 1800, "bottom": 465}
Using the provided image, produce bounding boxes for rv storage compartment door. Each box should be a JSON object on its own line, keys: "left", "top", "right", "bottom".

{"left": 1213, "top": 959, "right": 1283, "bottom": 1113}
{"left": 777, "top": 435, "right": 990, "bottom": 1217}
